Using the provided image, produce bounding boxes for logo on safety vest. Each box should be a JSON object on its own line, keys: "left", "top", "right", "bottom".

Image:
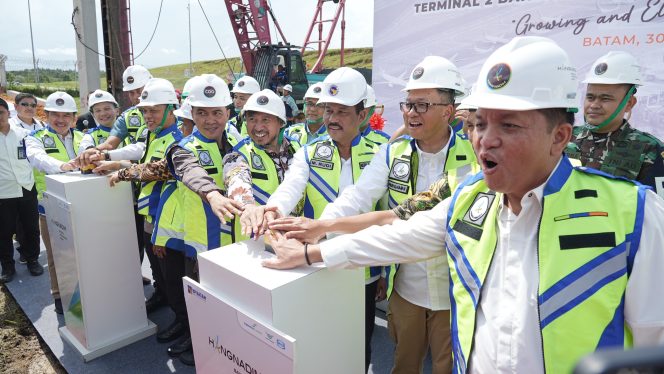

{"left": 314, "top": 144, "right": 333, "bottom": 160}
{"left": 42, "top": 136, "right": 56, "bottom": 148}
{"left": 594, "top": 62, "right": 608, "bottom": 76}
{"left": 412, "top": 66, "right": 424, "bottom": 80}
{"left": 487, "top": 63, "right": 511, "bottom": 90}
{"left": 198, "top": 150, "right": 214, "bottom": 166}
{"left": 389, "top": 160, "right": 410, "bottom": 182}
{"left": 203, "top": 86, "right": 216, "bottom": 98}
{"left": 129, "top": 115, "right": 141, "bottom": 126}
{"left": 251, "top": 152, "right": 265, "bottom": 170}
{"left": 462, "top": 192, "right": 495, "bottom": 227}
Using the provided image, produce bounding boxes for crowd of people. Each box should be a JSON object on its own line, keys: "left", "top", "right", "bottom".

{"left": 0, "top": 35, "right": 663, "bottom": 372}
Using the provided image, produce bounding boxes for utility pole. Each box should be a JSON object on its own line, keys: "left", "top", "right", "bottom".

{"left": 27, "top": 0, "right": 39, "bottom": 83}
{"left": 73, "top": 0, "right": 101, "bottom": 109}
{"left": 188, "top": 0, "right": 193, "bottom": 75}
{"left": 101, "top": 0, "right": 133, "bottom": 110}
{"left": 0, "top": 55, "right": 7, "bottom": 93}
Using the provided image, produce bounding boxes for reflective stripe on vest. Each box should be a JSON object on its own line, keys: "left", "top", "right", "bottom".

{"left": 151, "top": 180, "right": 184, "bottom": 250}
{"left": 303, "top": 135, "right": 381, "bottom": 281}
{"left": 446, "top": 156, "right": 647, "bottom": 374}
{"left": 361, "top": 126, "right": 389, "bottom": 146}
{"left": 32, "top": 127, "right": 83, "bottom": 200}
{"left": 180, "top": 131, "right": 245, "bottom": 256}
{"left": 136, "top": 125, "right": 182, "bottom": 221}
{"left": 234, "top": 138, "right": 280, "bottom": 206}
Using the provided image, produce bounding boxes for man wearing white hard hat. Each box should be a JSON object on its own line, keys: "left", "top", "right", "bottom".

{"left": 281, "top": 83, "right": 299, "bottom": 123}
{"left": 270, "top": 56, "right": 478, "bottom": 374}
{"left": 241, "top": 67, "right": 384, "bottom": 373}
{"left": 25, "top": 91, "right": 82, "bottom": 314}
{"left": 229, "top": 75, "right": 261, "bottom": 138}
{"left": 358, "top": 85, "right": 390, "bottom": 145}
{"left": 262, "top": 37, "right": 664, "bottom": 373}
{"left": 173, "top": 98, "right": 195, "bottom": 137}
{"left": 225, "top": 89, "right": 301, "bottom": 212}
{"left": 283, "top": 82, "right": 327, "bottom": 146}
{"left": 78, "top": 90, "right": 126, "bottom": 153}
{"left": 566, "top": 51, "right": 664, "bottom": 193}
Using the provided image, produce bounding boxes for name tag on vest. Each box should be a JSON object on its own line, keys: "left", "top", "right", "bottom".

{"left": 311, "top": 159, "right": 333, "bottom": 170}
{"left": 388, "top": 180, "right": 408, "bottom": 194}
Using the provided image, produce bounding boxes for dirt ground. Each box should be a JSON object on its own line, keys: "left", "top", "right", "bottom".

{"left": 0, "top": 286, "right": 65, "bottom": 374}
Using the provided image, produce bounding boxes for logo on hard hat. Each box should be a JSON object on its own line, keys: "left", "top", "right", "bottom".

{"left": 313, "top": 86, "right": 322, "bottom": 93}
{"left": 594, "top": 62, "right": 608, "bottom": 76}
{"left": 95, "top": 92, "right": 103, "bottom": 98}
{"left": 141, "top": 91, "right": 148, "bottom": 100}
{"left": 329, "top": 85, "right": 339, "bottom": 96}
{"left": 238, "top": 81, "right": 245, "bottom": 87}
{"left": 203, "top": 86, "right": 216, "bottom": 98}
{"left": 487, "top": 63, "right": 511, "bottom": 90}
{"left": 127, "top": 76, "right": 135, "bottom": 84}
{"left": 412, "top": 67, "right": 425, "bottom": 80}
{"left": 55, "top": 98, "right": 65, "bottom": 106}
{"left": 257, "top": 95, "right": 269, "bottom": 105}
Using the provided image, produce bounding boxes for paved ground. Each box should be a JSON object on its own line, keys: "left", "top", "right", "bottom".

{"left": 7, "top": 241, "right": 432, "bottom": 373}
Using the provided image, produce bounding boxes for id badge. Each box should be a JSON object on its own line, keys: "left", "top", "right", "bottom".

{"left": 18, "top": 146, "right": 27, "bottom": 160}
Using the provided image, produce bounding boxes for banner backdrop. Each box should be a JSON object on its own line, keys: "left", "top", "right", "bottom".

{"left": 372, "top": 0, "right": 664, "bottom": 138}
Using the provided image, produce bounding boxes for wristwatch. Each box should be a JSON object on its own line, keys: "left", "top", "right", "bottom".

{"left": 103, "top": 150, "right": 110, "bottom": 161}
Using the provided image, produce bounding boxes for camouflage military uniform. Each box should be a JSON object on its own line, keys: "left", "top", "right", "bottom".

{"left": 565, "top": 120, "right": 664, "bottom": 188}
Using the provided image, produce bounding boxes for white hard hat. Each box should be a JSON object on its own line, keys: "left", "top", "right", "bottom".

{"left": 243, "top": 89, "right": 287, "bottom": 123}
{"left": 454, "top": 78, "right": 470, "bottom": 104}
{"left": 318, "top": 67, "right": 367, "bottom": 107}
{"left": 136, "top": 78, "right": 179, "bottom": 107}
{"left": 465, "top": 36, "right": 578, "bottom": 111}
{"left": 457, "top": 84, "right": 477, "bottom": 110}
{"left": 304, "top": 82, "right": 324, "bottom": 100}
{"left": 232, "top": 76, "right": 260, "bottom": 94}
{"left": 181, "top": 76, "right": 201, "bottom": 99}
{"left": 187, "top": 74, "right": 232, "bottom": 108}
{"left": 122, "top": 65, "right": 153, "bottom": 91}
{"left": 173, "top": 98, "right": 193, "bottom": 121}
{"left": 583, "top": 51, "right": 642, "bottom": 86}
{"left": 88, "top": 89, "right": 118, "bottom": 110}
{"left": 44, "top": 91, "right": 77, "bottom": 113}
{"left": 364, "top": 85, "right": 377, "bottom": 108}
{"left": 283, "top": 84, "right": 293, "bottom": 92}
{"left": 404, "top": 56, "right": 465, "bottom": 96}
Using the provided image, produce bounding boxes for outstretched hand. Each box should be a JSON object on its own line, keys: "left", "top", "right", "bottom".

{"left": 240, "top": 205, "right": 281, "bottom": 239}
{"left": 268, "top": 216, "right": 326, "bottom": 244}
{"left": 261, "top": 230, "right": 308, "bottom": 270}
{"left": 206, "top": 190, "right": 243, "bottom": 224}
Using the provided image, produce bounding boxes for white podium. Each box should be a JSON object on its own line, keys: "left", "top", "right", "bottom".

{"left": 185, "top": 239, "right": 364, "bottom": 374}
{"left": 43, "top": 173, "right": 156, "bottom": 361}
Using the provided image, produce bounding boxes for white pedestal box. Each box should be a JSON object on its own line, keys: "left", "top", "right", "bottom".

{"left": 186, "top": 239, "right": 364, "bottom": 374}
{"left": 43, "top": 173, "right": 156, "bottom": 361}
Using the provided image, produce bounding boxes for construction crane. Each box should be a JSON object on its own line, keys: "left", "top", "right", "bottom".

{"left": 224, "top": 0, "right": 309, "bottom": 102}
{"left": 301, "top": 0, "right": 346, "bottom": 74}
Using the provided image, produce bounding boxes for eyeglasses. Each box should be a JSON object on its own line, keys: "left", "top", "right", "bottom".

{"left": 19, "top": 102, "right": 38, "bottom": 108}
{"left": 399, "top": 102, "right": 452, "bottom": 114}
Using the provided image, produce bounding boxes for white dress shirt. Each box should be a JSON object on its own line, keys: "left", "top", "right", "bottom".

{"left": 0, "top": 125, "right": 35, "bottom": 198}
{"left": 321, "top": 137, "right": 452, "bottom": 310}
{"left": 267, "top": 146, "right": 354, "bottom": 216}
{"left": 9, "top": 117, "right": 43, "bottom": 132}
{"left": 320, "top": 160, "right": 664, "bottom": 373}
{"left": 108, "top": 142, "right": 146, "bottom": 161}
{"left": 25, "top": 127, "right": 77, "bottom": 174}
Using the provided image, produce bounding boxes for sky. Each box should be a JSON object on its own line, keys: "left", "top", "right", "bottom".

{"left": 1, "top": 0, "right": 374, "bottom": 71}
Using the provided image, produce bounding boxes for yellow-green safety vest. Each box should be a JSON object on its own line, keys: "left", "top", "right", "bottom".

{"left": 233, "top": 137, "right": 296, "bottom": 205}
{"left": 87, "top": 125, "right": 130, "bottom": 148}
{"left": 284, "top": 122, "right": 327, "bottom": 148}
{"left": 446, "top": 156, "right": 647, "bottom": 374}
{"left": 124, "top": 107, "right": 144, "bottom": 141}
{"left": 31, "top": 127, "right": 83, "bottom": 200}
{"left": 383, "top": 131, "right": 478, "bottom": 297}
{"left": 361, "top": 126, "right": 390, "bottom": 145}
{"left": 151, "top": 179, "right": 184, "bottom": 251}
{"left": 303, "top": 134, "right": 381, "bottom": 281}
{"left": 136, "top": 124, "right": 182, "bottom": 223}
{"left": 228, "top": 115, "right": 248, "bottom": 138}
{"left": 178, "top": 131, "right": 246, "bottom": 257}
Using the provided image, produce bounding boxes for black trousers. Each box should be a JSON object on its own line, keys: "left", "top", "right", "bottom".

{"left": 365, "top": 279, "right": 378, "bottom": 373}
{"left": 143, "top": 231, "right": 166, "bottom": 298}
{"left": 135, "top": 211, "right": 145, "bottom": 264}
{"left": 0, "top": 187, "right": 40, "bottom": 269}
{"left": 159, "top": 248, "right": 188, "bottom": 325}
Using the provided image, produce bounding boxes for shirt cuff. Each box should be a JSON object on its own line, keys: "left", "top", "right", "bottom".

{"left": 320, "top": 238, "right": 351, "bottom": 270}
